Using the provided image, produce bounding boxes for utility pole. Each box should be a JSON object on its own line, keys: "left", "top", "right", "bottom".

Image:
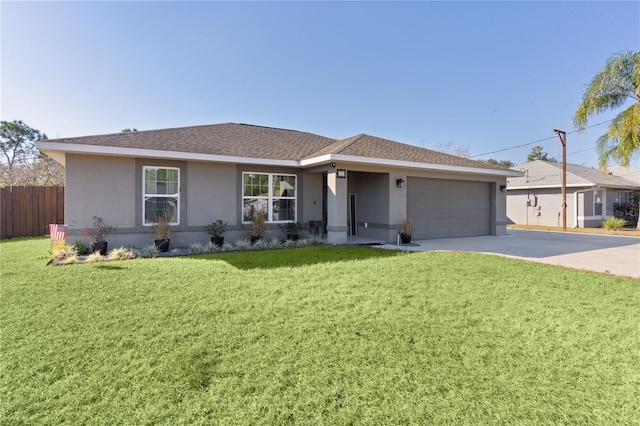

{"left": 553, "top": 129, "right": 567, "bottom": 231}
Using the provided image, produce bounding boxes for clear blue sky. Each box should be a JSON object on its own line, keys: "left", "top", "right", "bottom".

{"left": 2, "top": 1, "right": 638, "bottom": 167}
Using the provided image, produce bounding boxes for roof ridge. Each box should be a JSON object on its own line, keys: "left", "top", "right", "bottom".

{"left": 333, "top": 134, "right": 367, "bottom": 153}
{"left": 44, "top": 122, "right": 238, "bottom": 142}
{"left": 303, "top": 133, "right": 366, "bottom": 158}
{"left": 236, "top": 123, "right": 303, "bottom": 133}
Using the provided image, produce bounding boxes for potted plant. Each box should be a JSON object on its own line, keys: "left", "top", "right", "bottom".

{"left": 152, "top": 212, "right": 172, "bottom": 252}
{"left": 400, "top": 218, "right": 413, "bottom": 244}
{"left": 280, "top": 221, "right": 302, "bottom": 241}
{"left": 84, "top": 216, "right": 115, "bottom": 255}
{"left": 205, "top": 219, "right": 227, "bottom": 246}
{"left": 248, "top": 209, "right": 267, "bottom": 244}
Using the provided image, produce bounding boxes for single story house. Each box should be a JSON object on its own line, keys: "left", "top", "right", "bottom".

{"left": 506, "top": 160, "right": 640, "bottom": 228}
{"left": 608, "top": 165, "right": 640, "bottom": 186}
{"left": 37, "top": 123, "right": 520, "bottom": 247}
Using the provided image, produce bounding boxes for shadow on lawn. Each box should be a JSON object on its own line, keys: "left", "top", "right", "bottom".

{"left": 95, "top": 264, "right": 126, "bottom": 271}
{"left": 185, "top": 246, "right": 408, "bottom": 270}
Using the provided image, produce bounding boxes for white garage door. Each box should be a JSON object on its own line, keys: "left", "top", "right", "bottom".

{"left": 407, "top": 177, "right": 492, "bottom": 239}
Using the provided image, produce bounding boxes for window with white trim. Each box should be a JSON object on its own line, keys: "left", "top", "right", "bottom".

{"left": 593, "top": 190, "right": 603, "bottom": 216}
{"left": 242, "top": 172, "right": 296, "bottom": 222}
{"left": 615, "top": 191, "right": 631, "bottom": 204}
{"left": 143, "top": 166, "right": 180, "bottom": 225}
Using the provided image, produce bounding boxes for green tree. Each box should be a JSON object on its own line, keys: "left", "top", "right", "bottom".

{"left": 0, "top": 120, "right": 47, "bottom": 186}
{"left": 574, "top": 50, "right": 640, "bottom": 169}
{"left": 484, "top": 158, "right": 514, "bottom": 168}
{"left": 527, "top": 145, "right": 556, "bottom": 162}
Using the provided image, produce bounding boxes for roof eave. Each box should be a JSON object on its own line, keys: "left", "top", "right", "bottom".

{"left": 301, "top": 154, "right": 523, "bottom": 177}
{"left": 37, "top": 141, "right": 525, "bottom": 177}
{"left": 36, "top": 141, "right": 300, "bottom": 168}
{"left": 507, "top": 183, "right": 598, "bottom": 190}
{"left": 508, "top": 182, "right": 640, "bottom": 190}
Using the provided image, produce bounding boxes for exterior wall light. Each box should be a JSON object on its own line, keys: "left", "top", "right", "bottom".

{"left": 500, "top": 184, "right": 507, "bottom": 192}
{"left": 396, "top": 178, "right": 405, "bottom": 188}
{"left": 336, "top": 169, "right": 347, "bottom": 179}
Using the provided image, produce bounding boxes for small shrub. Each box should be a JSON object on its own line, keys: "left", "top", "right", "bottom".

{"left": 284, "top": 239, "right": 297, "bottom": 248}
{"left": 72, "top": 241, "right": 89, "bottom": 255}
{"left": 84, "top": 216, "right": 115, "bottom": 243}
{"left": 296, "top": 238, "right": 311, "bottom": 248}
{"left": 152, "top": 212, "right": 172, "bottom": 240}
{"left": 107, "top": 247, "right": 136, "bottom": 260}
{"left": 205, "top": 220, "right": 227, "bottom": 237}
{"left": 247, "top": 209, "right": 267, "bottom": 238}
{"left": 52, "top": 244, "right": 77, "bottom": 260}
{"left": 268, "top": 237, "right": 282, "bottom": 249}
{"left": 60, "top": 255, "right": 78, "bottom": 265}
{"left": 84, "top": 252, "right": 105, "bottom": 263}
{"left": 221, "top": 241, "right": 234, "bottom": 252}
{"left": 602, "top": 216, "right": 627, "bottom": 230}
{"left": 170, "top": 248, "right": 182, "bottom": 256}
{"left": 141, "top": 244, "right": 160, "bottom": 258}
{"left": 205, "top": 242, "right": 218, "bottom": 253}
{"left": 401, "top": 219, "right": 414, "bottom": 236}
{"left": 298, "top": 229, "right": 311, "bottom": 240}
{"left": 189, "top": 242, "right": 206, "bottom": 254}
{"left": 253, "top": 238, "right": 270, "bottom": 250}
{"left": 234, "top": 239, "right": 252, "bottom": 251}
{"left": 306, "top": 235, "right": 323, "bottom": 246}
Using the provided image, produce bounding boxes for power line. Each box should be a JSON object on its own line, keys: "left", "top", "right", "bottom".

{"left": 470, "top": 135, "right": 555, "bottom": 158}
{"left": 470, "top": 119, "right": 613, "bottom": 158}
{"left": 567, "top": 147, "right": 595, "bottom": 155}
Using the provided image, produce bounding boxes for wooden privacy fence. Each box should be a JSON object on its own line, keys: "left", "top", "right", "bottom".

{"left": 0, "top": 186, "right": 64, "bottom": 239}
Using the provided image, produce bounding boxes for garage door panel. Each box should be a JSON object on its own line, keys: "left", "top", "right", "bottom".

{"left": 407, "top": 178, "right": 491, "bottom": 239}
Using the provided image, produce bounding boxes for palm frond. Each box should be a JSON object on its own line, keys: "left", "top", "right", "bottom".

{"left": 574, "top": 51, "right": 640, "bottom": 168}
{"left": 574, "top": 50, "right": 640, "bottom": 129}
{"left": 596, "top": 103, "right": 640, "bottom": 168}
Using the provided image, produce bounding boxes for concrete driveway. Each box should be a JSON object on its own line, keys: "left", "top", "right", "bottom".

{"left": 380, "top": 229, "right": 640, "bottom": 279}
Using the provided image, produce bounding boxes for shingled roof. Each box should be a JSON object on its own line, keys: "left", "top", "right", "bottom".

{"left": 43, "top": 123, "right": 336, "bottom": 161}
{"left": 39, "top": 122, "right": 512, "bottom": 172}
{"left": 508, "top": 160, "right": 640, "bottom": 189}
{"left": 305, "top": 134, "right": 505, "bottom": 170}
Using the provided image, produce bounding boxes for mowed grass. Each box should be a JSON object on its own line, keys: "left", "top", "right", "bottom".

{"left": 1, "top": 238, "right": 639, "bottom": 425}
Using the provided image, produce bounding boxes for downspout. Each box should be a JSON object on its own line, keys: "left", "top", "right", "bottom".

{"left": 572, "top": 186, "right": 599, "bottom": 228}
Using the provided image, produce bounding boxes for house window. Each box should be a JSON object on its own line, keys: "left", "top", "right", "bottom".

{"left": 615, "top": 191, "right": 631, "bottom": 204}
{"left": 242, "top": 172, "right": 296, "bottom": 222}
{"left": 593, "top": 190, "right": 603, "bottom": 216}
{"left": 143, "top": 166, "right": 179, "bottom": 225}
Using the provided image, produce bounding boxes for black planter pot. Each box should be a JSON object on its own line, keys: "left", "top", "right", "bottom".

{"left": 400, "top": 233, "right": 412, "bottom": 244}
{"left": 90, "top": 241, "right": 108, "bottom": 255}
{"left": 286, "top": 233, "right": 299, "bottom": 241}
{"left": 211, "top": 236, "right": 224, "bottom": 247}
{"left": 154, "top": 239, "right": 170, "bottom": 252}
{"left": 250, "top": 236, "right": 262, "bottom": 244}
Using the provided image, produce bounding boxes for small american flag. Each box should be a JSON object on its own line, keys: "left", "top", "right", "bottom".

{"left": 49, "top": 224, "right": 67, "bottom": 242}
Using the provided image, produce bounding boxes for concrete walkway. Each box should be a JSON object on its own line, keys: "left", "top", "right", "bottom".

{"left": 377, "top": 229, "right": 640, "bottom": 279}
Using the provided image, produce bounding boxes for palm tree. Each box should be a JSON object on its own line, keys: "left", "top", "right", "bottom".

{"left": 574, "top": 50, "right": 640, "bottom": 170}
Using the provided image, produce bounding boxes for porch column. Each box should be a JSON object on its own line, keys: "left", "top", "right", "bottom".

{"left": 326, "top": 170, "right": 348, "bottom": 244}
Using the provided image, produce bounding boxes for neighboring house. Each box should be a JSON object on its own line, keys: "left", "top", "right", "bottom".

{"left": 506, "top": 160, "right": 640, "bottom": 228}
{"left": 37, "top": 123, "right": 520, "bottom": 247}
{"left": 609, "top": 165, "right": 640, "bottom": 186}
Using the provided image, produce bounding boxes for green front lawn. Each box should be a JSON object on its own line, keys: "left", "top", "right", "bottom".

{"left": 1, "top": 238, "right": 638, "bottom": 424}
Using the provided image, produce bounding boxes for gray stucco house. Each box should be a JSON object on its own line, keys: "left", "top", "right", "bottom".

{"left": 38, "top": 123, "right": 520, "bottom": 247}
{"left": 507, "top": 160, "right": 640, "bottom": 228}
